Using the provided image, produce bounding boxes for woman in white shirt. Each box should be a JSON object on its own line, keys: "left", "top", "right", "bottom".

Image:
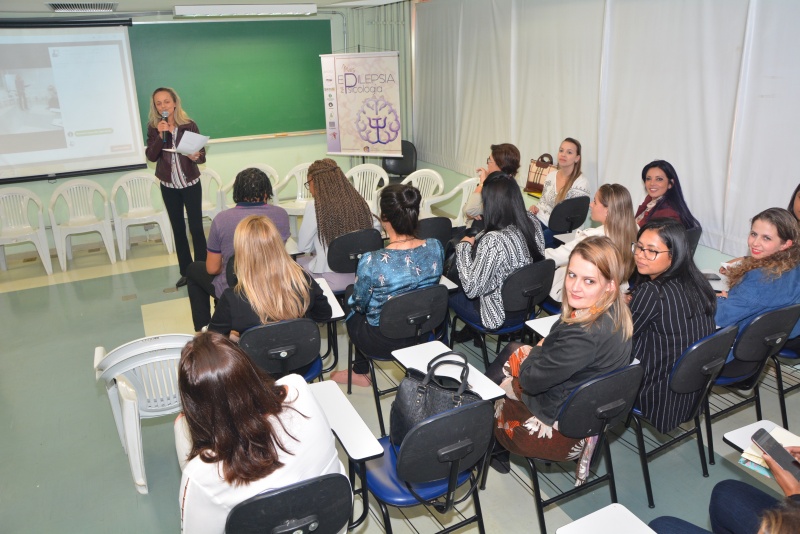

{"left": 297, "top": 158, "right": 377, "bottom": 289}
{"left": 174, "top": 332, "right": 345, "bottom": 534}
{"left": 529, "top": 138, "right": 591, "bottom": 248}
{"left": 546, "top": 184, "right": 637, "bottom": 301}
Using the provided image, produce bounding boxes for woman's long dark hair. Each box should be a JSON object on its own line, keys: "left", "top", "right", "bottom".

{"left": 633, "top": 218, "right": 716, "bottom": 316}
{"left": 788, "top": 183, "right": 800, "bottom": 222}
{"left": 479, "top": 172, "right": 544, "bottom": 261}
{"left": 641, "top": 160, "right": 700, "bottom": 230}
{"left": 179, "top": 332, "right": 295, "bottom": 486}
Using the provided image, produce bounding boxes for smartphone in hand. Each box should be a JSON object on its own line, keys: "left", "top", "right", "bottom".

{"left": 752, "top": 429, "right": 800, "bottom": 481}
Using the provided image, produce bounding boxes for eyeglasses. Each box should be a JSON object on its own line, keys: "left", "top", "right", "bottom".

{"left": 303, "top": 179, "right": 313, "bottom": 191}
{"left": 631, "top": 243, "right": 670, "bottom": 261}
{"left": 486, "top": 158, "right": 494, "bottom": 165}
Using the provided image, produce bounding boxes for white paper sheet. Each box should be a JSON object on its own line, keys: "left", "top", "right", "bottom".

{"left": 175, "top": 131, "right": 209, "bottom": 155}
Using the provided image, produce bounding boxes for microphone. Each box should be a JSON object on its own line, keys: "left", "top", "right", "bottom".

{"left": 161, "top": 111, "right": 169, "bottom": 143}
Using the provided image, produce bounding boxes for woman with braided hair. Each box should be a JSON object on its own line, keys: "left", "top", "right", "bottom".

{"left": 297, "top": 158, "right": 378, "bottom": 289}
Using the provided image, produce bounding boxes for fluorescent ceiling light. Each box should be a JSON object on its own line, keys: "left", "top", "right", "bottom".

{"left": 174, "top": 4, "right": 317, "bottom": 17}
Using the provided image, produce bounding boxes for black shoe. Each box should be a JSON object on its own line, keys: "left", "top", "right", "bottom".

{"left": 490, "top": 450, "right": 511, "bottom": 474}
{"left": 176, "top": 276, "right": 188, "bottom": 288}
{"left": 452, "top": 327, "right": 474, "bottom": 344}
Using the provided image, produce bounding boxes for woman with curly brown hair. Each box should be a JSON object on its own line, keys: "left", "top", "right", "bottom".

{"left": 297, "top": 158, "right": 378, "bottom": 289}
{"left": 174, "top": 332, "right": 344, "bottom": 534}
{"left": 716, "top": 208, "right": 800, "bottom": 349}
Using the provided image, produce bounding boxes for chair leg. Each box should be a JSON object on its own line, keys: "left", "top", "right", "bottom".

{"left": 472, "top": 479, "right": 487, "bottom": 534}
{"left": 693, "top": 415, "right": 710, "bottom": 478}
{"left": 704, "top": 397, "right": 715, "bottom": 465}
{"left": 449, "top": 316, "right": 459, "bottom": 349}
{"left": 631, "top": 416, "right": 655, "bottom": 508}
{"left": 479, "top": 333, "right": 489, "bottom": 370}
{"left": 347, "top": 342, "right": 354, "bottom": 395}
{"left": 377, "top": 501, "right": 394, "bottom": 534}
{"left": 368, "top": 359, "right": 387, "bottom": 437}
{"left": 603, "top": 436, "right": 618, "bottom": 504}
{"left": 773, "top": 356, "right": 790, "bottom": 429}
{"left": 754, "top": 384, "right": 763, "bottom": 421}
{"left": 526, "top": 458, "right": 549, "bottom": 534}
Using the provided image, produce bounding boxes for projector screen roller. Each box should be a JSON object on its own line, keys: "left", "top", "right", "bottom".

{"left": 0, "top": 26, "right": 146, "bottom": 183}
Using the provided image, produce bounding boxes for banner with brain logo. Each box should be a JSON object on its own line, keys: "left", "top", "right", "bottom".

{"left": 320, "top": 51, "right": 402, "bottom": 157}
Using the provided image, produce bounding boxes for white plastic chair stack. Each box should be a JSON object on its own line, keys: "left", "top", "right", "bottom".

{"left": 419, "top": 177, "right": 479, "bottom": 228}
{"left": 0, "top": 187, "right": 53, "bottom": 275}
{"left": 277, "top": 162, "right": 313, "bottom": 237}
{"left": 110, "top": 172, "right": 174, "bottom": 261}
{"left": 218, "top": 163, "right": 281, "bottom": 210}
{"left": 198, "top": 168, "right": 223, "bottom": 221}
{"left": 345, "top": 163, "right": 389, "bottom": 216}
{"left": 94, "top": 334, "right": 193, "bottom": 494}
{"left": 48, "top": 179, "right": 116, "bottom": 271}
{"left": 401, "top": 169, "right": 444, "bottom": 201}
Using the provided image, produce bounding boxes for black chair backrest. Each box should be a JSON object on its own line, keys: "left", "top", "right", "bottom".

{"left": 238, "top": 318, "right": 321, "bottom": 377}
{"left": 417, "top": 216, "right": 452, "bottom": 252}
{"left": 379, "top": 284, "right": 449, "bottom": 340}
{"left": 686, "top": 226, "right": 702, "bottom": 257}
{"left": 382, "top": 140, "right": 418, "bottom": 177}
{"left": 668, "top": 325, "right": 738, "bottom": 421}
{"left": 547, "top": 196, "right": 591, "bottom": 234}
{"left": 558, "top": 364, "right": 644, "bottom": 439}
{"left": 225, "top": 473, "right": 352, "bottom": 534}
{"left": 397, "top": 400, "right": 493, "bottom": 484}
{"left": 226, "top": 254, "right": 237, "bottom": 288}
{"left": 327, "top": 228, "right": 384, "bottom": 274}
{"left": 721, "top": 303, "right": 800, "bottom": 380}
{"left": 501, "top": 259, "right": 556, "bottom": 314}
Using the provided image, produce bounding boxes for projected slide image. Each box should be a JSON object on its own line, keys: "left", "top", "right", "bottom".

{"left": 0, "top": 68, "right": 66, "bottom": 154}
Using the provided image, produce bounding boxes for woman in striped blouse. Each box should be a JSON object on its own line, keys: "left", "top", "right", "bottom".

{"left": 450, "top": 173, "right": 545, "bottom": 331}
{"left": 629, "top": 218, "right": 716, "bottom": 433}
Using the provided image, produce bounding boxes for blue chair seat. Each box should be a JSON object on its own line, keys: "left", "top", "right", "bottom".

{"left": 364, "top": 436, "right": 471, "bottom": 507}
{"left": 302, "top": 357, "right": 323, "bottom": 382}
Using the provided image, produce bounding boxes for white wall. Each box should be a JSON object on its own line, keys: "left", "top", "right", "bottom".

{"left": 414, "top": 0, "right": 800, "bottom": 256}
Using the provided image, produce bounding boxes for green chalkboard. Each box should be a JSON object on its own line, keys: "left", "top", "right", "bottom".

{"left": 129, "top": 20, "right": 331, "bottom": 141}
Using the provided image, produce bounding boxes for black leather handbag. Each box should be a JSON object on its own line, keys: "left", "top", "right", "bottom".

{"left": 389, "top": 351, "right": 482, "bottom": 446}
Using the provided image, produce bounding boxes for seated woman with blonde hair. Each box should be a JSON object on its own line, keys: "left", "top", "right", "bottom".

{"left": 175, "top": 332, "right": 345, "bottom": 534}
{"left": 545, "top": 183, "right": 637, "bottom": 301}
{"left": 208, "top": 216, "right": 332, "bottom": 370}
{"left": 485, "top": 236, "right": 632, "bottom": 480}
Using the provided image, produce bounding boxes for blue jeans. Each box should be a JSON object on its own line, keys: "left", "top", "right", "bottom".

{"left": 649, "top": 479, "right": 780, "bottom": 534}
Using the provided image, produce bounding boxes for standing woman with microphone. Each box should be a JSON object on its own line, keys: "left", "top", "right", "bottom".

{"left": 146, "top": 87, "right": 207, "bottom": 288}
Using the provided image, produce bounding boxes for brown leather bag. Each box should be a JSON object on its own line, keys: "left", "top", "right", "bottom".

{"left": 524, "top": 153, "right": 554, "bottom": 196}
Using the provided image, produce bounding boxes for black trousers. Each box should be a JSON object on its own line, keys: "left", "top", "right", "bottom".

{"left": 186, "top": 261, "right": 215, "bottom": 331}
{"left": 346, "top": 312, "right": 418, "bottom": 375}
{"left": 160, "top": 182, "right": 207, "bottom": 275}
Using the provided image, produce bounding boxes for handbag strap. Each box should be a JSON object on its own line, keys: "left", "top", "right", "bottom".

{"left": 536, "top": 153, "right": 554, "bottom": 168}
{"left": 423, "top": 351, "right": 470, "bottom": 396}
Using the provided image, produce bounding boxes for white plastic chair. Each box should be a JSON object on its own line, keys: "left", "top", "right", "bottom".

{"left": 48, "top": 179, "right": 116, "bottom": 271}
{"left": 419, "top": 177, "right": 479, "bottom": 228}
{"left": 277, "top": 162, "right": 313, "bottom": 237}
{"left": 401, "top": 169, "right": 444, "bottom": 201}
{"left": 0, "top": 187, "right": 53, "bottom": 275}
{"left": 345, "top": 163, "right": 389, "bottom": 216}
{"left": 110, "top": 172, "right": 175, "bottom": 261}
{"left": 94, "top": 334, "right": 193, "bottom": 494}
{"left": 218, "top": 163, "right": 281, "bottom": 210}
{"left": 198, "top": 168, "right": 223, "bottom": 221}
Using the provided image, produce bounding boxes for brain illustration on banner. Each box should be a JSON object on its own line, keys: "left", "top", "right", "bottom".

{"left": 320, "top": 51, "right": 402, "bottom": 157}
{"left": 356, "top": 96, "right": 400, "bottom": 145}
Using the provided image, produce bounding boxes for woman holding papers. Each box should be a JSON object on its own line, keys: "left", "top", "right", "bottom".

{"left": 146, "top": 87, "right": 207, "bottom": 288}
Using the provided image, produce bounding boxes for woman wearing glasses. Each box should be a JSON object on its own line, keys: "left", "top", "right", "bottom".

{"left": 716, "top": 208, "right": 800, "bottom": 352}
{"left": 297, "top": 158, "right": 378, "bottom": 288}
{"left": 629, "top": 218, "right": 716, "bottom": 433}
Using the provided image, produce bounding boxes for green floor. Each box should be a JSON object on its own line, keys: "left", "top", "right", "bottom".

{"left": 0, "top": 242, "right": 794, "bottom": 533}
